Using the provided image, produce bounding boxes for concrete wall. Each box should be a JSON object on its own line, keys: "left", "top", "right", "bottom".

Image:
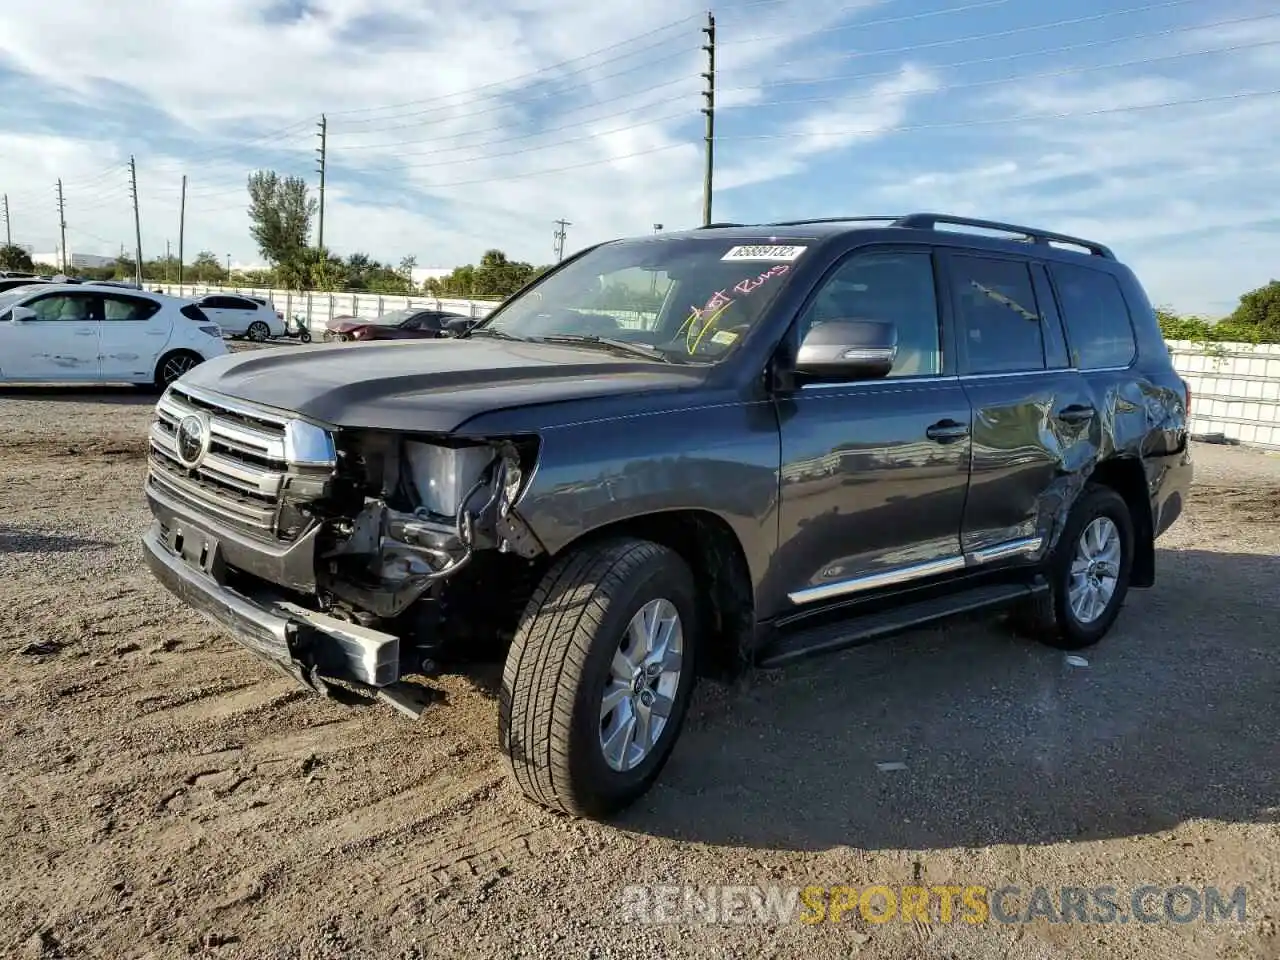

{"left": 156, "top": 283, "right": 500, "bottom": 325}
{"left": 1168, "top": 340, "right": 1280, "bottom": 451}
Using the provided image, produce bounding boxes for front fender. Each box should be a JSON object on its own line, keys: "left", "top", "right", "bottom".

{"left": 512, "top": 400, "right": 782, "bottom": 589}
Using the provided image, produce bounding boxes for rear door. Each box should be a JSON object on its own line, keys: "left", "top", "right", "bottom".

{"left": 98, "top": 292, "right": 170, "bottom": 381}
{"left": 942, "top": 251, "right": 1096, "bottom": 561}
{"left": 1, "top": 291, "right": 101, "bottom": 380}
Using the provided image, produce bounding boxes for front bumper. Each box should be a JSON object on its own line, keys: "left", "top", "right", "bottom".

{"left": 142, "top": 519, "right": 402, "bottom": 689}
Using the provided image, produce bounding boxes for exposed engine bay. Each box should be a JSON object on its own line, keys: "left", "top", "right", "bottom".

{"left": 301, "top": 432, "right": 546, "bottom": 672}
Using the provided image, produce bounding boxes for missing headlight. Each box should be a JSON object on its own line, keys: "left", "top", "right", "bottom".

{"left": 404, "top": 442, "right": 495, "bottom": 517}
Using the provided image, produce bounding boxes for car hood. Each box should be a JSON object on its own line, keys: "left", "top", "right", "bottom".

{"left": 177, "top": 337, "right": 708, "bottom": 432}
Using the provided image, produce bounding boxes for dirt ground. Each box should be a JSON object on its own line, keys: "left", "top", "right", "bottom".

{"left": 1, "top": 381, "right": 1277, "bottom": 960}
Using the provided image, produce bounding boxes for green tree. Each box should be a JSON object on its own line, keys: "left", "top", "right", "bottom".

{"left": 1225, "top": 279, "right": 1280, "bottom": 342}
{"left": 277, "top": 246, "right": 347, "bottom": 291}
{"left": 424, "top": 249, "right": 537, "bottom": 300}
{"left": 1156, "top": 306, "right": 1213, "bottom": 341}
{"left": 191, "top": 250, "right": 226, "bottom": 283}
{"left": 0, "top": 244, "right": 34, "bottom": 272}
{"left": 247, "top": 170, "right": 317, "bottom": 265}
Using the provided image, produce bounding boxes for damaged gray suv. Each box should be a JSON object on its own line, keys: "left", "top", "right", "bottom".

{"left": 142, "top": 213, "right": 1192, "bottom": 816}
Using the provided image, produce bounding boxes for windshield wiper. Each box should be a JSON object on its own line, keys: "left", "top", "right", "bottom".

{"left": 465, "top": 326, "right": 526, "bottom": 341}
{"left": 531, "top": 334, "right": 674, "bottom": 363}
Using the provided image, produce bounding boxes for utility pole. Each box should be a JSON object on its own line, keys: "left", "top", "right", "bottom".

{"left": 178, "top": 174, "right": 186, "bottom": 287}
{"left": 129, "top": 156, "right": 143, "bottom": 286}
{"left": 56, "top": 179, "right": 67, "bottom": 273}
{"left": 316, "top": 114, "right": 327, "bottom": 250}
{"left": 553, "top": 218, "right": 571, "bottom": 262}
{"left": 2, "top": 193, "right": 10, "bottom": 247}
{"left": 701, "top": 11, "right": 716, "bottom": 227}
{"left": 165, "top": 239, "right": 171, "bottom": 283}
{"left": 225, "top": 253, "right": 231, "bottom": 282}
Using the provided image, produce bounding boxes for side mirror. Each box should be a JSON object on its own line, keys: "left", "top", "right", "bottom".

{"left": 10, "top": 305, "right": 36, "bottom": 322}
{"left": 795, "top": 319, "right": 897, "bottom": 382}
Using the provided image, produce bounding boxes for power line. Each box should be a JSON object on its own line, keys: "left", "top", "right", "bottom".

{"left": 304, "top": 35, "right": 1273, "bottom": 174}
{"left": 719, "top": 87, "right": 1280, "bottom": 143}
{"left": 325, "top": 14, "right": 702, "bottom": 121}
{"left": 331, "top": 46, "right": 699, "bottom": 136}
{"left": 723, "top": 0, "right": 1020, "bottom": 45}
{"left": 378, "top": 87, "right": 1280, "bottom": 191}
{"left": 718, "top": 37, "right": 1280, "bottom": 113}
{"left": 761, "top": 0, "right": 1212, "bottom": 69}
{"left": 719, "top": 10, "right": 1280, "bottom": 92}
{"left": 331, "top": 77, "right": 697, "bottom": 151}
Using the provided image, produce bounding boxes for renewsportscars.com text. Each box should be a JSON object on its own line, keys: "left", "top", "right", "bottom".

{"left": 618, "top": 884, "right": 1249, "bottom": 926}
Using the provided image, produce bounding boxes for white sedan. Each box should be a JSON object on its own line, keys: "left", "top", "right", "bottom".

{"left": 193, "top": 293, "right": 285, "bottom": 340}
{"left": 0, "top": 283, "right": 228, "bottom": 387}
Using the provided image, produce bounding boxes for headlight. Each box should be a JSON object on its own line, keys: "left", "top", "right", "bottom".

{"left": 500, "top": 450, "right": 522, "bottom": 517}
{"left": 405, "top": 442, "right": 494, "bottom": 517}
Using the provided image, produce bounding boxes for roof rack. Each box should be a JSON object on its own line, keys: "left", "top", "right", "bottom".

{"left": 892, "top": 213, "right": 1115, "bottom": 259}
{"left": 767, "top": 216, "right": 901, "bottom": 227}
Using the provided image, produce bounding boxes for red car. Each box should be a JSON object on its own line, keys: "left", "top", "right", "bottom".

{"left": 324, "top": 308, "right": 473, "bottom": 342}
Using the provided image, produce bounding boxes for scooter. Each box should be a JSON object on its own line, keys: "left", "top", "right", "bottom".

{"left": 286, "top": 314, "right": 313, "bottom": 343}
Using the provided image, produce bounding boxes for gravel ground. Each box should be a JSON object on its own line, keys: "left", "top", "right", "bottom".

{"left": 0, "top": 379, "right": 1277, "bottom": 960}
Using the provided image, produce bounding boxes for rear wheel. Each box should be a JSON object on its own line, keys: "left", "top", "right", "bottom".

{"left": 247, "top": 320, "right": 270, "bottom": 341}
{"left": 154, "top": 350, "right": 201, "bottom": 389}
{"left": 499, "top": 538, "right": 698, "bottom": 817}
{"left": 1013, "top": 484, "right": 1135, "bottom": 650}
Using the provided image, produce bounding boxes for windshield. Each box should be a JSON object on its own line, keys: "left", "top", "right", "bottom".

{"left": 0, "top": 288, "right": 36, "bottom": 312}
{"left": 477, "top": 237, "right": 810, "bottom": 363}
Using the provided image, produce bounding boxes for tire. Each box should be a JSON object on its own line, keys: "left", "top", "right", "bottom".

{"left": 298, "top": 329, "right": 312, "bottom": 343}
{"left": 247, "top": 320, "right": 270, "bottom": 341}
{"left": 1013, "top": 484, "right": 1135, "bottom": 650}
{"left": 154, "top": 350, "right": 202, "bottom": 390}
{"left": 499, "top": 538, "right": 699, "bottom": 817}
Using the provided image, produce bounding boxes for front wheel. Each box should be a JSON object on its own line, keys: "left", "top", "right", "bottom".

{"left": 1013, "top": 484, "right": 1135, "bottom": 650}
{"left": 499, "top": 539, "right": 699, "bottom": 817}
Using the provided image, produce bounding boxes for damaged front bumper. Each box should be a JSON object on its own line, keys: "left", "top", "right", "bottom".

{"left": 143, "top": 517, "right": 404, "bottom": 699}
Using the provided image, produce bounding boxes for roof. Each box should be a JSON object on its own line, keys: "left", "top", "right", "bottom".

{"left": 649, "top": 212, "right": 1117, "bottom": 261}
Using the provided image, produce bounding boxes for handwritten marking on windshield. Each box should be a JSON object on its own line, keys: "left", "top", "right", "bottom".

{"left": 681, "top": 264, "right": 793, "bottom": 352}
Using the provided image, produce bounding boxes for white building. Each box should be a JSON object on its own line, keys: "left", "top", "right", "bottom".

{"left": 32, "top": 250, "right": 117, "bottom": 269}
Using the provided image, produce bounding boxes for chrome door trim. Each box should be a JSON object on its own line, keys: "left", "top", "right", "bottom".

{"left": 787, "top": 555, "right": 967, "bottom": 605}
{"left": 967, "top": 535, "right": 1043, "bottom": 565}
{"left": 786, "top": 535, "right": 1044, "bottom": 606}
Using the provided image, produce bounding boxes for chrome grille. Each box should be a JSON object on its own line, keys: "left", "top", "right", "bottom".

{"left": 146, "top": 383, "right": 335, "bottom": 540}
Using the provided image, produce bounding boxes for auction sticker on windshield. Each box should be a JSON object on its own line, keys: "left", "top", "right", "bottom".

{"left": 721, "top": 245, "right": 808, "bottom": 261}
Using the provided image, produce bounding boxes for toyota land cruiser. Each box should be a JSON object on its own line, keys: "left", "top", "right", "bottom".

{"left": 141, "top": 213, "right": 1192, "bottom": 817}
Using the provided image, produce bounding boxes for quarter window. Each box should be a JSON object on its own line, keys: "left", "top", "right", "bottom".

{"left": 799, "top": 250, "right": 941, "bottom": 377}
{"left": 950, "top": 256, "right": 1045, "bottom": 374}
{"left": 1049, "top": 263, "right": 1137, "bottom": 369}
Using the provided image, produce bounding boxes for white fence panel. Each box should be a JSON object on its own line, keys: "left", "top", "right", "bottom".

{"left": 151, "top": 288, "right": 1280, "bottom": 453}
{"left": 1169, "top": 340, "right": 1280, "bottom": 450}
{"left": 157, "top": 283, "right": 499, "bottom": 331}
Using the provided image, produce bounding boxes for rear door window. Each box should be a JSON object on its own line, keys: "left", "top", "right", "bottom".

{"left": 103, "top": 294, "right": 161, "bottom": 321}
{"left": 1048, "top": 263, "right": 1138, "bottom": 370}
{"left": 948, "top": 256, "right": 1046, "bottom": 374}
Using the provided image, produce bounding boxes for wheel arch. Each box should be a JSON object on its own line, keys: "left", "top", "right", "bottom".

{"left": 547, "top": 509, "right": 756, "bottom": 677}
{"left": 1087, "top": 456, "right": 1154, "bottom": 587}
{"left": 153, "top": 347, "right": 203, "bottom": 389}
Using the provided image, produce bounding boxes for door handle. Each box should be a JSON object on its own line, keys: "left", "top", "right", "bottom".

{"left": 1057, "top": 404, "right": 1096, "bottom": 424}
{"left": 926, "top": 419, "right": 970, "bottom": 442}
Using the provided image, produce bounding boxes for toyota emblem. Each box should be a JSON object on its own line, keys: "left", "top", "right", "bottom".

{"left": 175, "top": 413, "right": 210, "bottom": 468}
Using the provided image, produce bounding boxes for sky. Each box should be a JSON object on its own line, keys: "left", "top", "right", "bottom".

{"left": 0, "top": 0, "right": 1277, "bottom": 315}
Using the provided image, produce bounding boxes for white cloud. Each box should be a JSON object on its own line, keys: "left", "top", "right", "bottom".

{"left": 0, "top": 0, "right": 1278, "bottom": 314}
